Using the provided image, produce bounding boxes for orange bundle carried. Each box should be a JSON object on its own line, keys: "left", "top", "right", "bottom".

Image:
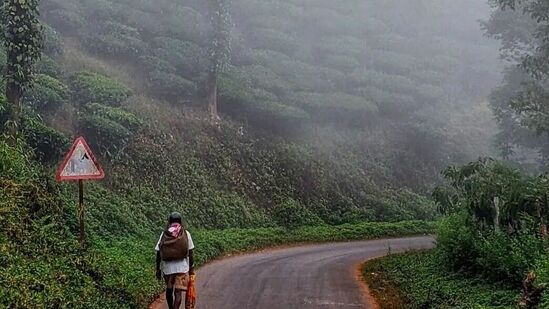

{"left": 185, "top": 274, "right": 196, "bottom": 309}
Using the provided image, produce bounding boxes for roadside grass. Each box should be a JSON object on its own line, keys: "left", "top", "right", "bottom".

{"left": 362, "top": 251, "right": 519, "bottom": 309}
{"left": 192, "top": 221, "right": 434, "bottom": 265}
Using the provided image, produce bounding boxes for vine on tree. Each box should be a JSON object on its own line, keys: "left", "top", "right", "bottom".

{"left": 206, "top": 0, "right": 232, "bottom": 121}
{"left": 1, "top": 0, "right": 43, "bottom": 137}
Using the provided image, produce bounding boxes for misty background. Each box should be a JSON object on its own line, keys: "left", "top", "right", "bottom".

{"left": 10, "top": 0, "right": 516, "bottom": 227}
{"left": 37, "top": 0, "right": 506, "bottom": 188}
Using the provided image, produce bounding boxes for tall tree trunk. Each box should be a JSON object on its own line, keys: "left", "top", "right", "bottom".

{"left": 206, "top": 70, "right": 218, "bottom": 122}
{"left": 493, "top": 197, "right": 500, "bottom": 232}
{"left": 540, "top": 193, "right": 547, "bottom": 239}
{"left": 5, "top": 75, "right": 22, "bottom": 144}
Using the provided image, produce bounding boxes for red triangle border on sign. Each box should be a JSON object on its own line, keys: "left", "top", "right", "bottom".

{"left": 55, "top": 136, "right": 105, "bottom": 182}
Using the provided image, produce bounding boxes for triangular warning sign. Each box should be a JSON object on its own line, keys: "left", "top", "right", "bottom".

{"left": 56, "top": 136, "right": 105, "bottom": 181}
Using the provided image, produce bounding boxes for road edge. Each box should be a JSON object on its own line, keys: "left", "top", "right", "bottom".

{"left": 354, "top": 259, "right": 381, "bottom": 309}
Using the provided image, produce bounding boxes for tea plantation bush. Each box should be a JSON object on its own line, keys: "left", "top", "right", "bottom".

{"left": 82, "top": 18, "right": 146, "bottom": 58}
{"left": 25, "top": 74, "right": 69, "bottom": 112}
{"left": 271, "top": 197, "right": 324, "bottom": 228}
{"left": 79, "top": 104, "right": 141, "bottom": 156}
{"left": 22, "top": 116, "right": 70, "bottom": 163}
{"left": 42, "top": 24, "right": 64, "bottom": 57}
{"left": 71, "top": 71, "right": 132, "bottom": 106}
{"left": 147, "top": 70, "right": 197, "bottom": 100}
{"left": 36, "top": 56, "right": 64, "bottom": 79}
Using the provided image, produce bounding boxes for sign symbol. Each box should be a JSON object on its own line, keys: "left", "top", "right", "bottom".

{"left": 56, "top": 136, "right": 104, "bottom": 181}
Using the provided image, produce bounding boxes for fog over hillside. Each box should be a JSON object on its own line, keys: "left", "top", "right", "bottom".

{"left": 35, "top": 0, "right": 503, "bottom": 191}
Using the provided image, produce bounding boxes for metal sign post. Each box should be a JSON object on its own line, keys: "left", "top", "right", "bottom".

{"left": 79, "top": 180, "right": 85, "bottom": 245}
{"left": 56, "top": 136, "right": 105, "bottom": 247}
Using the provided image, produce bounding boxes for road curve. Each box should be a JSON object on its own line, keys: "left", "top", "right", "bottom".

{"left": 151, "top": 236, "right": 435, "bottom": 309}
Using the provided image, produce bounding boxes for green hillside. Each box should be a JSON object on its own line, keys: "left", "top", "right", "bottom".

{"left": 0, "top": 0, "right": 502, "bottom": 307}
{"left": 36, "top": 0, "right": 500, "bottom": 188}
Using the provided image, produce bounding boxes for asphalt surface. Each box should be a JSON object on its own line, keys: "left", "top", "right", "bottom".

{"left": 151, "top": 236, "right": 435, "bottom": 309}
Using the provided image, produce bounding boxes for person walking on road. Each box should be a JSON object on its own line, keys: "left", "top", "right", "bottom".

{"left": 155, "top": 212, "right": 195, "bottom": 309}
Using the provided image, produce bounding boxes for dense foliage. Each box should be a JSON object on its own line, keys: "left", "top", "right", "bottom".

{"left": 71, "top": 71, "right": 131, "bottom": 106}
{"left": 487, "top": 1, "right": 549, "bottom": 137}
{"left": 24, "top": 73, "right": 68, "bottom": 112}
{"left": 434, "top": 160, "right": 548, "bottom": 292}
{"left": 363, "top": 158, "right": 549, "bottom": 309}
{"left": 366, "top": 160, "right": 549, "bottom": 308}
{"left": 484, "top": 0, "right": 549, "bottom": 167}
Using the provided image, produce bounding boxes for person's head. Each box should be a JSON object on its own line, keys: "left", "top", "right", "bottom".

{"left": 168, "top": 212, "right": 182, "bottom": 225}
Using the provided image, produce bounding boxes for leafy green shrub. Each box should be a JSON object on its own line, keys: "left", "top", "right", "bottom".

{"left": 371, "top": 189, "right": 437, "bottom": 222}
{"left": 35, "top": 55, "right": 63, "bottom": 79}
{"left": 287, "top": 91, "right": 378, "bottom": 122}
{"left": 271, "top": 197, "right": 324, "bottom": 228}
{"left": 247, "top": 28, "right": 298, "bottom": 55}
{"left": 217, "top": 66, "right": 255, "bottom": 102}
{"left": 0, "top": 47, "right": 6, "bottom": 71}
{"left": 314, "top": 30, "right": 365, "bottom": 54}
{"left": 0, "top": 94, "right": 10, "bottom": 127}
{"left": 121, "top": 7, "right": 164, "bottom": 37}
{"left": 79, "top": 114, "right": 131, "bottom": 156}
{"left": 138, "top": 55, "right": 176, "bottom": 75}
{"left": 535, "top": 256, "right": 549, "bottom": 308}
{"left": 0, "top": 145, "right": 132, "bottom": 308}
{"left": 434, "top": 159, "right": 549, "bottom": 290}
{"left": 248, "top": 49, "right": 335, "bottom": 91}
{"left": 196, "top": 191, "right": 272, "bottom": 229}
{"left": 147, "top": 70, "right": 197, "bottom": 100}
{"left": 71, "top": 71, "right": 131, "bottom": 106}
{"left": 238, "top": 65, "right": 290, "bottom": 96}
{"left": 150, "top": 37, "right": 206, "bottom": 77}
{"left": 0, "top": 139, "right": 34, "bottom": 180}
{"left": 164, "top": 6, "right": 207, "bottom": 45}
{"left": 42, "top": 24, "right": 64, "bottom": 57}
{"left": 218, "top": 69, "right": 309, "bottom": 128}
{"left": 79, "top": 104, "right": 141, "bottom": 156}
{"left": 353, "top": 70, "right": 416, "bottom": 96}
{"left": 43, "top": 8, "right": 85, "bottom": 34}
{"left": 22, "top": 115, "right": 70, "bottom": 163}
{"left": 474, "top": 221, "right": 548, "bottom": 284}
{"left": 84, "top": 22, "right": 145, "bottom": 58}
{"left": 244, "top": 99, "right": 310, "bottom": 124}
{"left": 322, "top": 54, "right": 360, "bottom": 73}
{"left": 25, "top": 74, "right": 69, "bottom": 112}
{"left": 86, "top": 103, "right": 141, "bottom": 130}
{"left": 436, "top": 212, "right": 480, "bottom": 271}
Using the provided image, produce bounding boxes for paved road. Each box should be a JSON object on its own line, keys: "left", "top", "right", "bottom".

{"left": 151, "top": 236, "right": 435, "bottom": 309}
